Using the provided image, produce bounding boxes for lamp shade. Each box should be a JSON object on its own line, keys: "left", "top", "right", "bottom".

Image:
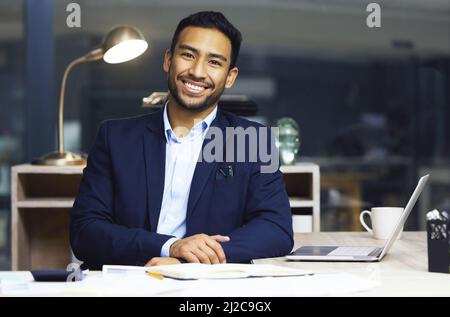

{"left": 102, "top": 25, "right": 148, "bottom": 64}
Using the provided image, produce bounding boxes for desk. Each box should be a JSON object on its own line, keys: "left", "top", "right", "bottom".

{"left": 1, "top": 232, "right": 449, "bottom": 297}
{"left": 254, "top": 232, "right": 450, "bottom": 296}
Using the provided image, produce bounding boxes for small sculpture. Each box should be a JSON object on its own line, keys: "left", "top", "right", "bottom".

{"left": 275, "top": 117, "right": 300, "bottom": 165}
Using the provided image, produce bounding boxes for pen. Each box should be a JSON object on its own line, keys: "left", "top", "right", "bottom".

{"left": 146, "top": 272, "right": 164, "bottom": 280}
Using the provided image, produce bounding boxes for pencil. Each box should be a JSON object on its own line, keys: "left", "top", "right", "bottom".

{"left": 147, "top": 272, "right": 164, "bottom": 280}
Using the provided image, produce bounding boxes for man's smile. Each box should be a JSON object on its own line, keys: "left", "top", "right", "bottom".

{"left": 179, "top": 77, "right": 211, "bottom": 96}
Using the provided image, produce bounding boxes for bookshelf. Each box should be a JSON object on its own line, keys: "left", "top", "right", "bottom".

{"left": 11, "top": 164, "right": 84, "bottom": 270}
{"left": 280, "top": 163, "right": 320, "bottom": 232}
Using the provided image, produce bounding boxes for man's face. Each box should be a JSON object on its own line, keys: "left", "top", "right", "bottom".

{"left": 164, "top": 26, "right": 238, "bottom": 112}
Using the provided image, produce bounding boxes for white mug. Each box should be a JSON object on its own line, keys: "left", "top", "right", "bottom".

{"left": 359, "top": 207, "right": 404, "bottom": 240}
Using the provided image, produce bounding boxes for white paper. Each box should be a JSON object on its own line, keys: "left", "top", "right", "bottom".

{"left": 1, "top": 270, "right": 377, "bottom": 296}
{"left": 173, "top": 273, "right": 379, "bottom": 297}
{"left": 0, "top": 271, "right": 181, "bottom": 296}
{"left": 0, "top": 272, "right": 34, "bottom": 294}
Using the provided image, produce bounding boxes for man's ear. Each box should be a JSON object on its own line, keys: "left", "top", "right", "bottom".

{"left": 163, "top": 49, "right": 172, "bottom": 73}
{"left": 225, "top": 67, "right": 239, "bottom": 89}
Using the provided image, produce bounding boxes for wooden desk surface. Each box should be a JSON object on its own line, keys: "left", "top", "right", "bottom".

{"left": 254, "top": 231, "right": 450, "bottom": 296}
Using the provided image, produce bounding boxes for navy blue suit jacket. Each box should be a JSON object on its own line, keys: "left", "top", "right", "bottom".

{"left": 70, "top": 108, "right": 293, "bottom": 269}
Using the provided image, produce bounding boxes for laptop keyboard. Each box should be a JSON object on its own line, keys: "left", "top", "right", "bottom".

{"left": 328, "top": 246, "right": 376, "bottom": 256}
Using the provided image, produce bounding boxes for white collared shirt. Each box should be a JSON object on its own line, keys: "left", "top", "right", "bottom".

{"left": 157, "top": 103, "right": 218, "bottom": 256}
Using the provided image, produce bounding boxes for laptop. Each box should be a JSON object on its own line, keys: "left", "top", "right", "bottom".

{"left": 286, "top": 174, "right": 429, "bottom": 262}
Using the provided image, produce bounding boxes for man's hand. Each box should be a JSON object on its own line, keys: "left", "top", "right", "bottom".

{"left": 145, "top": 257, "right": 181, "bottom": 267}
{"left": 169, "top": 234, "right": 230, "bottom": 264}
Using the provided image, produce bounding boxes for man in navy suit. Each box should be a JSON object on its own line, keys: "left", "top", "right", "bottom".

{"left": 70, "top": 11, "right": 293, "bottom": 269}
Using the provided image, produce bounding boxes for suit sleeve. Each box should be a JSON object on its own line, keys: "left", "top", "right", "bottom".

{"left": 70, "top": 121, "right": 173, "bottom": 269}
{"left": 222, "top": 131, "right": 294, "bottom": 263}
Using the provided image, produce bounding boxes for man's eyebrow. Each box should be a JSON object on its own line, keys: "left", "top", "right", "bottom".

{"left": 209, "top": 52, "right": 227, "bottom": 62}
{"left": 178, "top": 44, "right": 199, "bottom": 54}
{"left": 178, "top": 44, "right": 228, "bottom": 62}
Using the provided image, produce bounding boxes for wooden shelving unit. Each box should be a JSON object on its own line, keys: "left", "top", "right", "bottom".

{"left": 281, "top": 163, "right": 320, "bottom": 232}
{"left": 11, "top": 164, "right": 84, "bottom": 270}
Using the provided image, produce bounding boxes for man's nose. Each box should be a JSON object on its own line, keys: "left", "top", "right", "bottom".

{"left": 188, "top": 59, "right": 207, "bottom": 79}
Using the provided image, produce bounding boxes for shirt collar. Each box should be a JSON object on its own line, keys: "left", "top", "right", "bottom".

{"left": 163, "top": 101, "right": 218, "bottom": 144}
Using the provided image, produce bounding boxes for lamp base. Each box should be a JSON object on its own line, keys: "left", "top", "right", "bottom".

{"left": 32, "top": 151, "right": 87, "bottom": 166}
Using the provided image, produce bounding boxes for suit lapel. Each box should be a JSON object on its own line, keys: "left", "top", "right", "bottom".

{"left": 143, "top": 110, "right": 166, "bottom": 232}
{"left": 186, "top": 109, "right": 229, "bottom": 223}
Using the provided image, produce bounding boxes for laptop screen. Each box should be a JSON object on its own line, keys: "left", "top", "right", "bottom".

{"left": 379, "top": 175, "right": 429, "bottom": 259}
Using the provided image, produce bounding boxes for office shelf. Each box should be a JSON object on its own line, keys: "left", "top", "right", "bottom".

{"left": 11, "top": 164, "right": 84, "bottom": 271}
{"left": 281, "top": 163, "right": 320, "bottom": 232}
{"left": 288, "top": 198, "right": 316, "bottom": 208}
{"left": 16, "top": 198, "right": 75, "bottom": 208}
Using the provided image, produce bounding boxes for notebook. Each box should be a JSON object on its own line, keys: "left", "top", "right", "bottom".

{"left": 103, "top": 264, "right": 313, "bottom": 280}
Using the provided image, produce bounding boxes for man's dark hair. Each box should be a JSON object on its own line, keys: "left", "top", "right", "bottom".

{"left": 170, "top": 11, "right": 242, "bottom": 69}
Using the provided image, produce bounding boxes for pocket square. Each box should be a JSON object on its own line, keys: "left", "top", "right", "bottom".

{"left": 216, "top": 165, "right": 234, "bottom": 180}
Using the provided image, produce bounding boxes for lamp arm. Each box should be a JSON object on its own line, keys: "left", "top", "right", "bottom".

{"left": 58, "top": 48, "right": 103, "bottom": 154}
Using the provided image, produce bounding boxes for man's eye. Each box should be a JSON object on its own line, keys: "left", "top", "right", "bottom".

{"left": 181, "top": 52, "right": 193, "bottom": 58}
{"left": 210, "top": 60, "right": 222, "bottom": 66}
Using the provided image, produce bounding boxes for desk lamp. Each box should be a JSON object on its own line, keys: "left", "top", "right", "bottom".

{"left": 33, "top": 25, "right": 148, "bottom": 166}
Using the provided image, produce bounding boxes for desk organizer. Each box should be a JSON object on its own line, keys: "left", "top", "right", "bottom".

{"left": 427, "top": 217, "right": 450, "bottom": 273}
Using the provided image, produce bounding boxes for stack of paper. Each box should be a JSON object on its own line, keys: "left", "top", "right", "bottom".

{"left": 0, "top": 272, "right": 33, "bottom": 294}
{"left": 176, "top": 273, "right": 379, "bottom": 297}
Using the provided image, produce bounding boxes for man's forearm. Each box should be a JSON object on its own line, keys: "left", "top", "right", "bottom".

{"left": 70, "top": 214, "right": 174, "bottom": 268}
{"left": 221, "top": 218, "right": 294, "bottom": 263}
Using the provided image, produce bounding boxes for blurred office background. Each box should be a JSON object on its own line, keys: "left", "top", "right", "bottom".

{"left": 0, "top": 0, "right": 449, "bottom": 269}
